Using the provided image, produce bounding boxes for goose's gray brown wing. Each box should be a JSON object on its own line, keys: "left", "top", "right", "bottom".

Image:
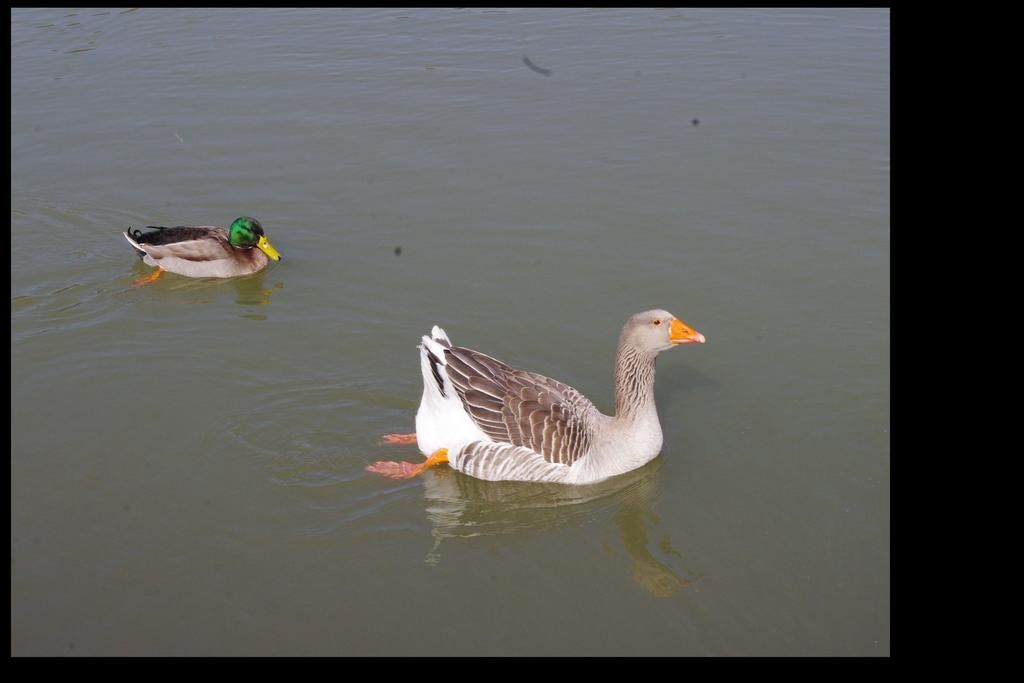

{"left": 443, "top": 346, "right": 597, "bottom": 466}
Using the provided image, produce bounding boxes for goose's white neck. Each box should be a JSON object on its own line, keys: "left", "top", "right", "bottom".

{"left": 613, "top": 341, "right": 660, "bottom": 425}
{"left": 568, "top": 341, "right": 664, "bottom": 483}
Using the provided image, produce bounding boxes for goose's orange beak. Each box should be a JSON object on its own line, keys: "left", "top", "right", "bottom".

{"left": 670, "top": 318, "right": 706, "bottom": 345}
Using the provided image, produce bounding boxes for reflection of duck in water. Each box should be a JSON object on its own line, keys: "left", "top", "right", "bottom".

{"left": 417, "top": 459, "right": 690, "bottom": 596}
{"left": 368, "top": 310, "right": 705, "bottom": 484}
{"left": 230, "top": 271, "right": 284, "bottom": 309}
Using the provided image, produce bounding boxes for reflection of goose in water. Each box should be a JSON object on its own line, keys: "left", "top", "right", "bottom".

{"left": 418, "top": 459, "right": 690, "bottom": 596}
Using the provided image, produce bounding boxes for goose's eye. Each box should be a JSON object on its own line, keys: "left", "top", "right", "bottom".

{"left": 653, "top": 320, "right": 661, "bottom": 326}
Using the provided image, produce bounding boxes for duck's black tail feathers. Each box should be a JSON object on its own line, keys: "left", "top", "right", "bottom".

{"left": 126, "top": 225, "right": 212, "bottom": 247}
{"left": 124, "top": 226, "right": 147, "bottom": 257}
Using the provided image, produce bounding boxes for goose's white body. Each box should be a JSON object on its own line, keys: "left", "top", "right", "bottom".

{"left": 411, "top": 314, "right": 698, "bottom": 485}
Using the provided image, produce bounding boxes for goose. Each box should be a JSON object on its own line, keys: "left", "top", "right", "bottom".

{"left": 123, "top": 216, "right": 281, "bottom": 285}
{"left": 367, "top": 310, "right": 705, "bottom": 485}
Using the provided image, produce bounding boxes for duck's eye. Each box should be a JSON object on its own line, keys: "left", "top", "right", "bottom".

{"left": 653, "top": 320, "right": 661, "bottom": 326}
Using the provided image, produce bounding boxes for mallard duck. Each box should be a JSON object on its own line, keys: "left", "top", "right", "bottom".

{"left": 367, "top": 310, "right": 706, "bottom": 485}
{"left": 123, "top": 216, "right": 281, "bottom": 285}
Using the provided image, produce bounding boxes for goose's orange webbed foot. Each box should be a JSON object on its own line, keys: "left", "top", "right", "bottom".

{"left": 380, "top": 433, "right": 418, "bottom": 445}
{"left": 366, "top": 448, "right": 448, "bottom": 479}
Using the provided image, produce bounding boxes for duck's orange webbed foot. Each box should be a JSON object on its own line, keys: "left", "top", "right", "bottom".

{"left": 366, "top": 448, "right": 448, "bottom": 479}
{"left": 381, "top": 433, "right": 418, "bottom": 445}
{"left": 132, "top": 267, "right": 164, "bottom": 286}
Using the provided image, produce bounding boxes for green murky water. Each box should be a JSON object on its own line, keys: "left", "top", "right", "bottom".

{"left": 12, "top": 8, "right": 889, "bottom": 655}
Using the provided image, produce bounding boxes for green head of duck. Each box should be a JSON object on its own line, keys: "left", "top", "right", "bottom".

{"left": 230, "top": 217, "right": 281, "bottom": 261}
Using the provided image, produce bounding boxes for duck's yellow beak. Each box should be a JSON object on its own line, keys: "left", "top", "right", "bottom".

{"left": 669, "top": 318, "right": 706, "bottom": 344}
{"left": 257, "top": 235, "right": 281, "bottom": 261}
